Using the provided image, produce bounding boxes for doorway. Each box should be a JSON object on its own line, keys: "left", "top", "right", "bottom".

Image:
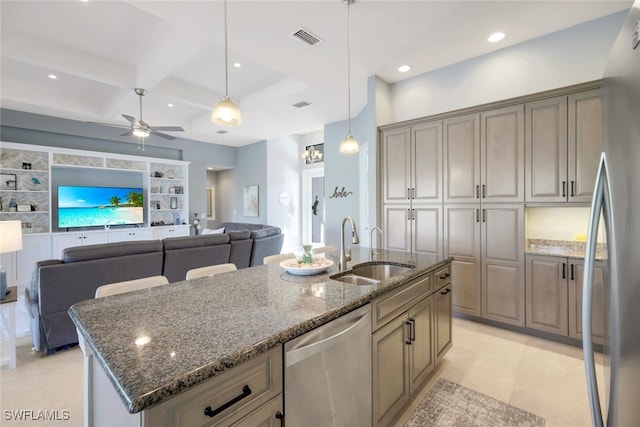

{"left": 302, "top": 167, "right": 325, "bottom": 245}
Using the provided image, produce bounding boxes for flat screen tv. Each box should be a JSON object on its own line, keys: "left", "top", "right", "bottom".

{"left": 58, "top": 185, "right": 144, "bottom": 229}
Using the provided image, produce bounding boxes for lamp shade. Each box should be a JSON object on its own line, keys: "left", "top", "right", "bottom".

{"left": 0, "top": 221, "right": 23, "bottom": 253}
{"left": 212, "top": 96, "right": 242, "bottom": 126}
{"left": 339, "top": 134, "right": 360, "bottom": 154}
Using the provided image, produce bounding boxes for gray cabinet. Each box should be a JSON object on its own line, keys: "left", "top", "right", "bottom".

{"left": 383, "top": 205, "right": 443, "bottom": 256}
{"left": 445, "top": 204, "right": 524, "bottom": 326}
{"left": 569, "top": 259, "right": 606, "bottom": 345}
{"left": 525, "top": 255, "right": 569, "bottom": 335}
{"left": 525, "top": 90, "right": 601, "bottom": 203}
{"left": 434, "top": 264, "right": 452, "bottom": 364}
{"left": 381, "top": 122, "right": 442, "bottom": 205}
{"left": 371, "top": 269, "right": 447, "bottom": 427}
{"left": 444, "top": 106, "right": 524, "bottom": 204}
{"left": 526, "top": 256, "right": 606, "bottom": 345}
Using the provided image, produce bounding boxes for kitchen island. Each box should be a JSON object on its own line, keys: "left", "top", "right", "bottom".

{"left": 69, "top": 248, "right": 452, "bottom": 426}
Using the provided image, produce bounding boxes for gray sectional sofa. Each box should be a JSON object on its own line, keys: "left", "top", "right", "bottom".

{"left": 27, "top": 223, "right": 283, "bottom": 353}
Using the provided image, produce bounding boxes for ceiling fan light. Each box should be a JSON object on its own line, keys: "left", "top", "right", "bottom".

{"left": 339, "top": 134, "right": 359, "bottom": 154}
{"left": 212, "top": 96, "right": 242, "bottom": 127}
{"left": 132, "top": 128, "right": 150, "bottom": 138}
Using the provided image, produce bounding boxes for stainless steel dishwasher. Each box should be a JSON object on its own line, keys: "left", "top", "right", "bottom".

{"left": 285, "top": 304, "right": 371, "bottom": 427}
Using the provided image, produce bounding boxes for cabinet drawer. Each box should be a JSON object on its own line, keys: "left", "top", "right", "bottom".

{"left": 372, "top": 272, "right": 432, "bottom": 331}
{"left": 434, "top": 264, "right": 451, "bottom": 289}
{"left": 145, "top": 347, "right": 283, "bottom": 427}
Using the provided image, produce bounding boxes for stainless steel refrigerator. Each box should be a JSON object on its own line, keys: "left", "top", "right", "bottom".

{"left": 583, "top": 2, "right": 640, "bottom": 426}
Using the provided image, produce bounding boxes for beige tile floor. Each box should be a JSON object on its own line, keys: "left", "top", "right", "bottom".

{"left": 0, "top": 318, "right": 601, "bottom": 427}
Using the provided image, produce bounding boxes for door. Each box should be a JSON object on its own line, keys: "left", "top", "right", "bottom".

{"left": 412, "top": 205, "right": 443, "bottom": 256}
{"left": 525, "top": 255, "right": 569, "bottom": 335}
{"left": 412, "top": 122, "right": 442, "bottom": 203}
{"left": 383, "top": 206, "right": 411, "bottom": 252}
{"left": 302, "top": 168, "right": 325, "bottom": 245}
{"left": 381, "top": 128, "right": 411, "bottom": 204}
{"left": 481, "top": 205, "right": 525, "bottom": 326}
{"left": 372, "top": 315, "right": 410, "bottom": 427}
{"left": 443, "top": 113, "right": 480, "bottom": 203}
{"left": 525, "top": 96, "right": 568, "bottom": 202}
{"left": 435, "top": 283, "right": 452, "bottom": 363}
{"left": 568, "top": 90, "right": 602, "bottom": 203}
{"left": 444, "top": 205, "right": 481, "bottom": 316}
{"left": 481, "top": 105, "right": 524, "bottom": 202}
{"left": 408, "top": 296, "right": 435, "bottom": 396}
{"left": 569, "top": 259, "right": 606, "bottom": 345}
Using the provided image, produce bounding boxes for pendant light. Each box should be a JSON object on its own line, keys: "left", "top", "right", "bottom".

{"left": 339, "top": 0, "right": 359, "bottom": 154}
{"left": 212, "top": 0, "right": 242, "bottom": 127}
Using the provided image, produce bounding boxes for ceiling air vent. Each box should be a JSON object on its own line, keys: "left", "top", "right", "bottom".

{"left": 216, "top": 130, "right": 229, "bottom": 135}
{"left": 293, "top": 101, "right": 311, "bottom": 108}
{"left": 291, "top": 28, "right": 323, "bottom": 46}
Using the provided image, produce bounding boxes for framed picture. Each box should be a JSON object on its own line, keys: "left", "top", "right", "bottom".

{"left": 243, "top": 185, "right": 259, "bottom": 217}
{"left": 1, "top": 173, "right": 17, "bottom": 190}
{"left": 17, "top": 204, "right": 31, "bottom": 212}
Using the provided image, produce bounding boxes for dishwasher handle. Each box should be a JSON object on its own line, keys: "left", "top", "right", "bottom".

{"left": 285, "top": 308, "right": 370, "bottom": 367}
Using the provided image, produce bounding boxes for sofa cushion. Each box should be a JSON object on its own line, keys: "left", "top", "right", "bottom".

{"left": 63, "top": 240, "right": 163, "bottom": 263}
{"left": 219, "top": 222, "right": 264, "bottom": 232}
{"left": 251, "top": 226, "right": 281, "bottom": 240}
{"left": 162, "top": 234, "right": 229, "bottom": 250}
{"left": 228, "top": 230, "right": 251, "bottom": 240}
{"left": 228, "top": 231, "right": 252, "bottom": 269}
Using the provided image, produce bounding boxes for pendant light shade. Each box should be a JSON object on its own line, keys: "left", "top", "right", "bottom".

{"left": 339, "top": 0, "right": 358, "bottom": 154}
{"left": 212, "top": 96, "right": 242, "bottom": 126}
{"left": 212, "top": 0, "right": 241, "bottom": 127}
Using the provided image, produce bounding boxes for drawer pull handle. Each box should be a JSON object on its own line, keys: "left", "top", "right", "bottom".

{"left": 441, "top": 288, "right": 451, "bottom": 295}
{"left": 409, "top": 318, "right": 416, "bottom": 342}
{"left": 570, "top": 264, "right": 575, "bottom": 281}
{"left": 405, "top": 321, "right": 412, "bottom": 345}
{"left": 562, "top": 181, "right": 567, "bottom": 197}
{"left": 203, "top": 385, "right": 252, "bottom": 418}
{"left": 570, "top": 180, "right": 575, "bottom": 197}
{"left": 438, "top": 273, "right": 450, "bottom": 280}
{"left": 562, "top": 263, "right": 566, "bottom": 279}
{"left": 276, "top": 411, "right": 285, "bottom": 426}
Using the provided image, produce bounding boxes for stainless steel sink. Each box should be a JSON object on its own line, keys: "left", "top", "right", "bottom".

{"left": 330, "top": 262, "right": 415, "bottom": 285}
{"left": 350, "top": 263, "right": 414, "bottom": 281}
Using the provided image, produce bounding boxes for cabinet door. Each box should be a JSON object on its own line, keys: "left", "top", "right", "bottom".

{"left": 412, "top": 122, "right": 442, "bottom": 203}
{"left": 230, "top": 395, "right": 282, "bottom": 427}
{"left": 444, "top": 205, "right": 481, "bottom": 316}
{"left": 443, "top": 114, "right": 480, "bottom": 203}
{"left": 569, "top": 260, "right": 606, "bottom": 345}
{"left": 481, "top": 205, "right": 525, "bottom": 326}
{"left": 151, "top": 225, "right": 190, "bottom": 240}
{"left": 17, "top": 234, "right": 51, "bottom": 285}
{"left": 53, "top": 233, "right": 86, "bottom": 257}
{"left": 383, "top": 206, "right": 411, "bottom": 252}
{"left": 525, "top": 255, "right": 568, "bottom": 335}
{"left": 525, "top": 96, "right": 568, "bottom": 202}
{"left": 568, "top": 90, "right": 602, "bottom": 203}
{"left": 481, "top": 105, "right": 524, "bottom": 202}
{"left": 381, "top": 128, "right": 412, "bottom": 204}
{"left": 435, "top": 283, "right": 452, "bottom": 364}
{"left": 109, "top": 228, "right": 153, "bottom": 243}
{"left": 84, "top": 232, "right": 108, "bottom": 246}
{"left": 407, "top": 296, "right": 435, "bottom": 396}
{"left": 372, "top": 315, "right": 410, "bottom": 427}
{"left": 412, "top": 205, "right": 442, "bottom": 256}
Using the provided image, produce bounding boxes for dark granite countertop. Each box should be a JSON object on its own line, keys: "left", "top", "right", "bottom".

{"left": 69, "top": 248, "right": 451, "bottom": 414}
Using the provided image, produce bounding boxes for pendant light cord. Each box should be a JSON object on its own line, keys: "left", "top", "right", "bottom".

{"left": 347, "top": 0, "right": 352, "bottom": 135}
{"left": 224, "top": 0, "right": 229, "bottom": 98}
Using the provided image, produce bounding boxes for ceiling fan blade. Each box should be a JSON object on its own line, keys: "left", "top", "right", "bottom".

{"left": 152, "top": 126, "right": 184, "bottom": 132}
{"left": 120, "top": 130, "right": 134, "bottom": 137}
{"left": 150, "top": 129, "right": 177, "bottom": 140}
{"left": 122, "top": 114, "right": 140, "bottom": 126}
{"left": 87, "top": 121, "right": 130, "bottom": 129}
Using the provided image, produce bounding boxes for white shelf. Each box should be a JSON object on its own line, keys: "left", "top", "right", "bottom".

{"left": 0, "top": 190, "right": 48, "bottom": 193}
{"left": 0, "top": 168, "right": 48, "bottom": 173}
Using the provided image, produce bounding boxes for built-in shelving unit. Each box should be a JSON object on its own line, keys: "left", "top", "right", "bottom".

{"left": 0, "top": 141, "right": 190, "bottom": 286}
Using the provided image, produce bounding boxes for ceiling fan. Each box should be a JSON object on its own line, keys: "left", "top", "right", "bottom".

{"left": 93, "top": 88, "right": 184, "bottom": 141}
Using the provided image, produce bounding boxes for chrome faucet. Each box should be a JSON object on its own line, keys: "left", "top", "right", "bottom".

{"left": 370, "top": 227, "right": 383, "bottom": 260}
{"left": 339, "top": 216, "right": 360, "bottom": 271}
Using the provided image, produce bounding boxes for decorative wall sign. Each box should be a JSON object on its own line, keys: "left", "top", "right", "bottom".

{"left": 329, "top": 186, "right": 353, "bottom": 199}
{"left": 243, "top": 185, "right": 259, "bottom": 217}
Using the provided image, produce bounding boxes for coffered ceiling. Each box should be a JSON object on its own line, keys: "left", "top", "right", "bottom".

{"left": 0, "top": 1, "right": 632, "bottom": 147}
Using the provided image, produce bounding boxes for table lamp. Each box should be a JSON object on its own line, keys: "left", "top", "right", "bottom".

{"left": 0, "top": 221, "right": 23, "bottom": 300}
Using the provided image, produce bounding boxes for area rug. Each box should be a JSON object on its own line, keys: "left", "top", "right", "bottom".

{"left": 404, "top": 378, "right": 545, "bottom": 427}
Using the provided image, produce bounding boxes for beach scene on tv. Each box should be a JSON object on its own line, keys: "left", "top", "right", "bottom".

{"left": 58, "top": 186, "right": 144, "bottom": 228}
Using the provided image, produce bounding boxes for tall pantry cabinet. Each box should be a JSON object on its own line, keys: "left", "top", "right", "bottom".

{"left": 381, "top": 122, "right": 443, "bottom": 257}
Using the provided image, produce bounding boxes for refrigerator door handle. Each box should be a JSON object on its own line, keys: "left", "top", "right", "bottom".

{"left": 583, "top": 153, "right": 612, "bottom": 427}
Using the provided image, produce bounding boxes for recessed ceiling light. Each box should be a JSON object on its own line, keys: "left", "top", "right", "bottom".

{"left": 48, "top": 74, "right": 58, "bottom": 80}
{"left": 398, "top": 65, "right": 411, "bottom": 73}
{"left": 488, "top": 32, "right": 506, "bottom": 43}
{"left": 233, "top": 62, "right": 242, "bottom": 68}
{"left": 167, "top": 103, "right": 174, "bottom": 108}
